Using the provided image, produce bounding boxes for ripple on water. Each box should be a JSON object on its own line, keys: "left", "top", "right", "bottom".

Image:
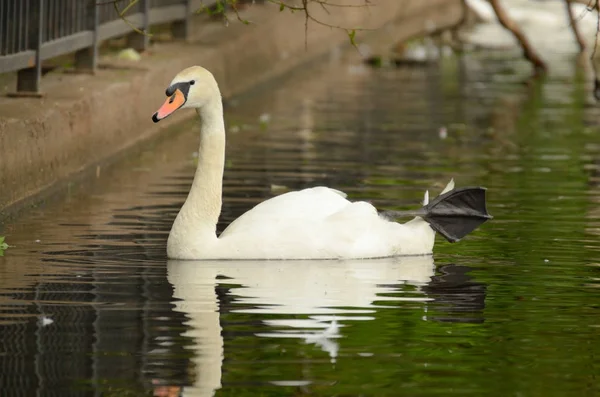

{"left": 1, "top": 52, "right": 600, "bottom": 396}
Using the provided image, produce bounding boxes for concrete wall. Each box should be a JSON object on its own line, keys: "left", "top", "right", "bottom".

{"left": 0, "top": 0, "right": 463, "bottom": 216}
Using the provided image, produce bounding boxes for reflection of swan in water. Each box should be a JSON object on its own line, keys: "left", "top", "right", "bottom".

{"left": 166, "top": 255, "right": 436, "bottom": 396}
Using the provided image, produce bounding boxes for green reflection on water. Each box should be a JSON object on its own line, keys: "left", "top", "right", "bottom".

{"left": 1, "top": 51, "right": 599, "bottom": 397}
{"left": 212, "top": 57, "right": 600, "bottom": 397}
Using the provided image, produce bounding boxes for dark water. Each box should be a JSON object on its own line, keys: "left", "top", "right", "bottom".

{"left": 1, "top": 49, "right": 600, "bottom": 397}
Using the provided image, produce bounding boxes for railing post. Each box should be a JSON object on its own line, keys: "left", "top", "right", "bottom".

{"left": 126, "top": 0, "right": 149, "bottom": 52}
{"left": 14, "top": 0, "right": 44, "bottom": 96}
{"left": 172, "top": 0, "right": 192, "bottom": 41}
{"left": 75, "top": 0, "right": 98, "bottom": 73}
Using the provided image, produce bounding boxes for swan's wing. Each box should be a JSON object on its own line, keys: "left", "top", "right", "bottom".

{"left": 218, "top": 185, "right": 436, "bottom": 258}
{"left": 219, "top": 186, "right": 351, "bottom": 238}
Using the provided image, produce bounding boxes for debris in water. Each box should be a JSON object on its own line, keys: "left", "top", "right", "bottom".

{"left": 270, "top": 380, "right": 312, "bottom": 387}
{"left": 259, "top": 113, "right": 271, "bottom": 126}
{"left": 270, "top": 184, "right": 289, "bottom": 194}
{"left": 39, "top": 316, "right": 54, "bottom": 327}
{"left": 439, "top": 126, "right": 448, "bottom": 140}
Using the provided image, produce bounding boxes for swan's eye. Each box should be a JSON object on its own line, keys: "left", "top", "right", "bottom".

{"left": 189, "top": 80, "right": 195, "bottom": 85}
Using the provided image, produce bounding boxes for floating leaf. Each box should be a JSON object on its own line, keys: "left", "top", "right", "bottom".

{"left": 0, "top": 236, "right": 8, "bottom": 256}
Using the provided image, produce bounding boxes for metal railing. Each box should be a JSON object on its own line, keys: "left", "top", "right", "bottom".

{"left": 0, "top": 0, "right": 212, "bottom": 95}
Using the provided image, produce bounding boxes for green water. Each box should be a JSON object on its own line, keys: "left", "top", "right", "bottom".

{"left": 0, "top": 50, "right": 599, "bottom": 397}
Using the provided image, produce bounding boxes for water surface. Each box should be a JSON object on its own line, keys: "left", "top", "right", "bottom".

{"left": 1, "top": 50, "right": 599, "bottom": 396}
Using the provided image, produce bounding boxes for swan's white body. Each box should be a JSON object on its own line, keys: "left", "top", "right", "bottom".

{"left": 155, "top": 66, "right": 450, "bottom": 260}
{"left": 170, "top": 184, "right": 452, "bottom": 260}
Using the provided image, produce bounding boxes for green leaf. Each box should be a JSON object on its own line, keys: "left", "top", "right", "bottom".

{"left": 0, "top": 236, "right": 8, "bottom": 256}
{"left": 347, "top": 29, "right": 357, "bottom": 47}
{"left": 195, "top": 5, "right": 207, "bottom": 14}
{"left": 215, "top": 1, "right": 225, "bottom": 14}
{"left": 280, "top": 2, "right": 285, "bottom": 11}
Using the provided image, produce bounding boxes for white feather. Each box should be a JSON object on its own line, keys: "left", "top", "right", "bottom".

{"left": 441, "top": 178, "right": 455, "bottom": 195}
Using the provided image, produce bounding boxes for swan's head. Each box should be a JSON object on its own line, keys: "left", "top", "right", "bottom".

{"left": 152, "top": 66, "right": 220, "bottom": 123}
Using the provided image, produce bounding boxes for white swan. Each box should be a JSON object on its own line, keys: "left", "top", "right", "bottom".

{"left": 152, "top": 66, "right": 488, "bottom": 260}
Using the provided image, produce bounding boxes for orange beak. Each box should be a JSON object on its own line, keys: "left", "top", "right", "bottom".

{"left": 152, "top": 89, "right": 186, "bottom": 123}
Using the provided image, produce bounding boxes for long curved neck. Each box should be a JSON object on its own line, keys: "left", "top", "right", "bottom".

{"left": 191, "top": 99, "right": 226, "bottom": 220}
{"left": 171, "top": 98, "right": 225, "bottom": 245}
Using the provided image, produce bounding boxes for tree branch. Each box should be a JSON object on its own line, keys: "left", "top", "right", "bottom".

{"left": 592, "top": 0, "right": 600, "bottom": 99}
{"left": 565, "top": 0, "right": 587, "bottom": 52}
{"left": 565, "top": 0, "right": 600, "bottom": 100}
{"left": 489, "top": 0, "right": 547, "bottom": 74}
